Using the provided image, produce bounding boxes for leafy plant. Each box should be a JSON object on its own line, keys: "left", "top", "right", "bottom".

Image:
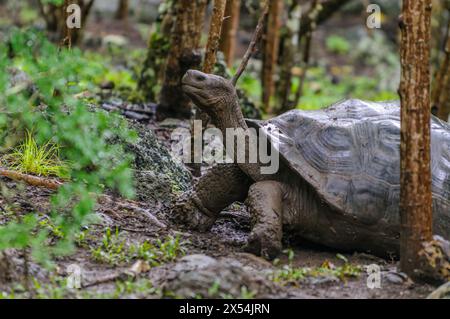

{"left": 91, "top": 227, "right": 127, "bottom": 266}
{"left": 270, "top": 250, "right": 362, "bottom": 286}
{"left": 91, "top": 227, "right": 188, "bottom": 267}
{"left": 128, "top": 235, "right": 188, "bottom": 266}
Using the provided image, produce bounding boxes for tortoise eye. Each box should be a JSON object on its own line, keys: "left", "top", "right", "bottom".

{"left": 195, "top": 74, "right": 206, "bottom": 82}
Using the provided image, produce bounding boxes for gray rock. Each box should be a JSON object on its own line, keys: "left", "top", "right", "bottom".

{"left": 125, "top": 121, "right": 192, "bottom": 203}
{"left": 162, "top": 254, "right": 284, "bottom": 299}
{"left": 383, "top": 271, "right": 408, "bottom": 285}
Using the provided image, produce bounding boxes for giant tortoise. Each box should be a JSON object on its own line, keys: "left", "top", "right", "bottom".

{"left": 175, "top": 70, "right": 450, "bottom": 259}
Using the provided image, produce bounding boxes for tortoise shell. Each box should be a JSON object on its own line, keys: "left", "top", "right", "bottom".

{"left": 248, "top": 99, "right": 450, "bottom": 229}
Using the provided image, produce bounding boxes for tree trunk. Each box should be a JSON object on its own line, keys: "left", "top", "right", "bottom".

{"left": 399, "top": 0, "right": 433, "bottom": 278}
{"left": 262, "top": 0, "right": 283, "bottom": 112}
{"left": 293, "top": 0, "right": 320, "bottom": 107}
{"left": 194, "top": 0, "right": 208, "bottom": 48}
{"left": 277, "top": 26, "right": 294, "bottom": 112}
{"left": 219, "top": 0, "right": 241, "bottom": 67}
{"left": 115, "top": 0, "right": 129, "bottom": 21}
{"left": 138, "top": 3, "right": 175, "bottom": 102}
{"left": 203, "top": 0, "right": 227, "bottom": 74}
{"left": 159, "top": 0, "right": 206, "bottom": 118}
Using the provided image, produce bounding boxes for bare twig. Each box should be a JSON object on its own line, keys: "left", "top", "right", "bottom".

{"left": 231, "top": 0, "right": 270, "bottom": 86}
{"left": 203, "top": 0, "right": 227, "bottom": 74}
{"left": 294, "top": 0, "right": 320, "bottom": 106}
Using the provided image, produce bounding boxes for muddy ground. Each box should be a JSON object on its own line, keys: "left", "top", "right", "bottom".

{"left": 0, "top": 118, "right": 439, "bottom": 299}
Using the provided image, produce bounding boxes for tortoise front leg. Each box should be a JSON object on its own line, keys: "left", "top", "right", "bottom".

{"left": 244, "top": 181, "right": 284, "bottom": 260}
{"left": 172, "top": 163, "right": 251, "bottom": 231}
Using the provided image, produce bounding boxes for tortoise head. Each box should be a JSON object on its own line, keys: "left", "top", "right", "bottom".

{"left": 182, "top": 70, "right": 238, "bottom": 118}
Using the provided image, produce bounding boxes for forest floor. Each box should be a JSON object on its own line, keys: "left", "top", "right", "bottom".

{"left": 0, "top": 117, "right": 438, "bottom": 299}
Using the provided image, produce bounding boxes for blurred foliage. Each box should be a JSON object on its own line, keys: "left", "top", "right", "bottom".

{"left": 295, "top": 67, "right": 398, "bottom": 110}
{"left": 326, "top": 35, "right": 351, "bottom": 55}
{"left": 0, "top": 29, "right": 136, "bottom": 267}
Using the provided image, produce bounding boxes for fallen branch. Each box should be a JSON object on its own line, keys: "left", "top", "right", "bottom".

{"left": 0, "top": 167, "right": 63, "bottom": 190}
{"left": 82, "top": 260, "right": 150, "bottom": 288}
{"left": 231, "top": 0, "right": 270, "bottom": 86}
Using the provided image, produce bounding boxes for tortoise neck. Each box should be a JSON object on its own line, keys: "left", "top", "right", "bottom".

{"left": 211, "top": 94, "right": 264, "bottom": 182}
{"left": 212, "top": 95, "right": 248, "bottom": 133}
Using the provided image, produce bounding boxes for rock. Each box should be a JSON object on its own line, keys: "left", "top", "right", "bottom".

{"left": 383, "top": 271, "right": 408, "bottom": 285}
{"left": 0, "top": 250, "right": 47, "bottom": 290}
{"left": 427, "top": 282, "right": 450, "bottom": 299}
{"left": 162, "top": 254, "right": 284, "bottom": 299}
{"left": 124, "top": 121, "right": 192, "bottom": 203}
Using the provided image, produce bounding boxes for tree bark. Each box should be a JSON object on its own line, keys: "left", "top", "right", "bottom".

{"left": 194, "top": 0, "right": 208, "bottom": 48}
{"left": 219, "top": 0, "right": 241, "bottom": 67}
{"left": 203, "top": 0, "right": 227, "bottom": 74}
{"left": 277, "top": 26, "right": 295, "bottom": 112}
{"left": 115, "top": 0, "right": 129, "bottom": 21}
{"left": 399, "top": 0, "right": 433, "bottom": 278}
{"left": 293, "top": 0, "right": 320, "bottom": 107}
{"left": 159, "top": 0, "right": 205, "bottom": 118}
{"left": 262, "top": 0, "right": 283, "bottom": 112}
{"left": 138, "top": 3, "right": 175, "bottom": 102}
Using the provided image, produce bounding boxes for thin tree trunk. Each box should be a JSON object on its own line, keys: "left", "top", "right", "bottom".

{"left": 138, "top": 3, "right": 175, "bottom": 102}
{"left": 277, "top": 26, "right": 294, "bottom": 112}
{"left": 159, "top": 0, "right": 205, "bottom": 118}
{"left": 115, "top": 0, "right": 129, "bottom": 21}
{"left": 399, "top": 0, "right": 433, "bottom": 278}
{"left": 262, "top": 0, "right": 283, "bottom": 112}
{"left": 219, "top": 0, "right": 241, "bottom": 67}
{"left": 203, "top": 0, "right": 227, "bottom": 74}
{"left": 194, "top": 0, "right": 208, "bottom": 48}
{"left": 293, "top": 0, "right": 320, "bottom": 107}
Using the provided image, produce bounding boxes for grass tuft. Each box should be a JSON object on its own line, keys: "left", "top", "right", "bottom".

{"left": 4, "top": 131, "right": 69, "bottom": 178}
